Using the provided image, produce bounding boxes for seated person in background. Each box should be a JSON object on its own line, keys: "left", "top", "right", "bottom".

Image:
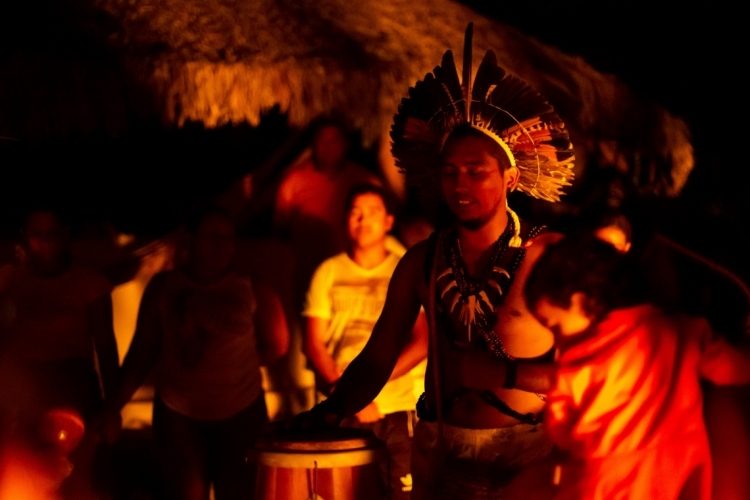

{"left": 523, "top": 235, "right": 750, "bottom": 500}
{"left": 303, "top": 184, "right": 428, "bottom": 500}
{"left": 103, "top": 206, "right": 289, "bottom": 500}
{"left": 273, "top": 119, "right": 402, "bottom": 303}
{"left": 0, "top": 208, "right": 117, "bottom": 500}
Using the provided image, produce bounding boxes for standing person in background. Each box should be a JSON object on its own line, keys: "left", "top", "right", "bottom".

{"left": 274, "top": 119, "right": 380, "bottom": 264}
{"left": 102, "top": 206, "right": 289, "bottom": 500}
{"left": 303, "top": 184, "right": 428, "bottom": 499}
{"left": 0, "top": 208, "right": 118, "bottom": 500}
{"left": 273, "top": 119, "right": 399, "bottom": 303}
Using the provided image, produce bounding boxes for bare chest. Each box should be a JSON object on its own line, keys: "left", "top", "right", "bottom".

{"left": 418, "top": 240, "right": 553, "bottom": 360}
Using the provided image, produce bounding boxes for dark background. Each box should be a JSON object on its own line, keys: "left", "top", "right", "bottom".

{"left": 1, "top": 0, "right": 747, "bottom": 274}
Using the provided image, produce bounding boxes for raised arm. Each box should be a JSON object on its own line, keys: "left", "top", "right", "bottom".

{"left": 97, "top": 273, "right": 166, "bottom": 442}
{"left": 272, "top": 175, "right": 296, "bottom": 238}
{"left": 324, "top": 244, "right": 425, "bottom": 418}
{"left": 89, "top": 293, "right": 119, "bottom": 402}
{"left": 112, "top": 273, "right": 167, "bottom": 411}
{"left": 253, "top": 281, "right": 289, "bottom": 366}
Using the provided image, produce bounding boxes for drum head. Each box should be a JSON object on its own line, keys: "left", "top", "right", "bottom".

{"left": 255, "top": 427, "right": 382, "bottom": 452}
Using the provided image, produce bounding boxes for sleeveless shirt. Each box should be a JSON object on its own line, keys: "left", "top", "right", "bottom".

{"left": 155, "top": 270, "right": 263, "bottom": 421}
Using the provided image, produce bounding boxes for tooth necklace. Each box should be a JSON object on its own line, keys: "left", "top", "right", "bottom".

{"left": 436, "top": 212, "right": 527, "bottom": 359}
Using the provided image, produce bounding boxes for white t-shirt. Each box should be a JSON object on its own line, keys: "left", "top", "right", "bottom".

{"left": 303, "top": 251, "right": 421, "bottom": 415}
{"left": 154, "top": 270, "right": 263, "bottom": 421}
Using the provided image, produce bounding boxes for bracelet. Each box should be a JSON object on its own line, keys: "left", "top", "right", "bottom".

{"left": 502, "top": 361, "right": 518, "bottom": 390}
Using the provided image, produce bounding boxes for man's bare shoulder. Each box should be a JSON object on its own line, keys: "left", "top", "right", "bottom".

{"left": 399, "top": 239, "right": 430, "bottom": 268}
{"left": 389, "top": 239, "right": 432, "bottom": 291}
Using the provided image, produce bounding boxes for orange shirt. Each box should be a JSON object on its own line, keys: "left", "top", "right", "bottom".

{"left": 275, "top": 160, "right": 379, "bottom": 267}
{"left": 546, "top": 305, "right": 750, "bottom": 500}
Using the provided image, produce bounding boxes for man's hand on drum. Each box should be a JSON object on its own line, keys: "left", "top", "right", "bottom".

{"left": 279, "top": 399, "right": 344, "bottom": 431}
{"left": 354, "top": 402, "right": 383, "bottom": 424}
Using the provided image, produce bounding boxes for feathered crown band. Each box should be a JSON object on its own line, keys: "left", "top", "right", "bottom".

{"left": 391, "top": 23, "right": 575, "bottom": 203}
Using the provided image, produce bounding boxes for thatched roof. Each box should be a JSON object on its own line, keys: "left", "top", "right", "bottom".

{"left": 1, "top": 0, "right": 693, "bottom": 196}
{"left": 99, "top": 0, "right": 696, "bottom": 196}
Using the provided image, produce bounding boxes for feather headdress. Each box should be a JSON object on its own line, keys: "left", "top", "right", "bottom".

{"left": 391, "top": 23, "right": 575, "bottom": 204}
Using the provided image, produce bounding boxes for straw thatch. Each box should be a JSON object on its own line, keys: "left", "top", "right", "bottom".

{"left": 94, "top": 0, "right": 692, "bottom": 196}
{"left": 1, "top": 0, "right": 693, "bottom": 196}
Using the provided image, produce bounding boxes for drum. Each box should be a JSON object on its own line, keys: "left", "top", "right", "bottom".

{"left": 251, "top": 427, "right": 387, "bottom": 500}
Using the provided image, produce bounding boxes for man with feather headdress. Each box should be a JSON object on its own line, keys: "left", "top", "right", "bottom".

{"left": 297, "top": 24, "right": 575, "bottom": 499}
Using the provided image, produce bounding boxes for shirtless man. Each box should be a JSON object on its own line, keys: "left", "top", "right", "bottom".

{"left": 294, "top": 25, "right": 575, "bottom": 498}
{"left": 301, "top": 124, "right": 560, "bottom": 498}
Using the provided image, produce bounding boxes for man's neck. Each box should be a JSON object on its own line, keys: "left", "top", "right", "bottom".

{"left": 349, "top": 243, "right": 388, "bottom": 270}
{"left": 456, "top": 208, "right": 509, "bottom": 251}
{"left": 456, "top": 208, "right": 509, "bottom": 276}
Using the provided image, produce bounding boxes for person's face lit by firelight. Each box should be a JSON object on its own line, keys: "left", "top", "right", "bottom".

{"left": 595, "top": 226, "right": 631, "bottom": 253}
{"left": 191, "top": 214, "right": 236, "bottom": 276}
{"left": 313, "top": 126, "right": 348, "bottom": 170}
{"left": 347, "top": 193, "right": 394, "bottom": 250}
{"left": 23, "top": 211, "right": 68, "bottom": 271}
{"left": 533, "top": 293, "right": 594, "bottom": 338}
{"left": 440, "top": 136, "right": 517, "bottom": 229}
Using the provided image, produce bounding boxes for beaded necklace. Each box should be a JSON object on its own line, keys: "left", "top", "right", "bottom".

{"left": 437, "top": 214, "right": 532, "bottom": 359}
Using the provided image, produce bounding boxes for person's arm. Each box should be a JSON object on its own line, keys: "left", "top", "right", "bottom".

{"left": 89, "top": 294, "right": 119, "bottom": 401}
{"left": 253, "top": 281, "right": 289, "bottom": 366}
{"left": 96, "top": 273, "right": 167, "bottom": 443}
{"left": 301, "top": 260, "right": 343, "bottom": 389}
{"left": 111, "top": 273, "right": 167, "bottom": 411}
{"left": 272, "top": 175, "right": 296, "bottom": 238}
{"left": 388, "top": 310, "right": 428, "bottom": 381}
{"left": 323, "top": 244, "right": 425, "bottom": 419}
{"left": 459, "top": 349, "right": 555, "bottom": 394}
{"left": 516, "top": 363, "right": 556, "bottom": 393}
{"left": 303, "top": 317, "right": 343, "bottom": 386}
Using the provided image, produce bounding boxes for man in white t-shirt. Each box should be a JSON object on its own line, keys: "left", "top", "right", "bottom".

{"left": 303, "top": 184, "right": 428, "bottom": 499}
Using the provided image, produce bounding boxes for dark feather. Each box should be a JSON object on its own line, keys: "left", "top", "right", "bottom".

{"left": 461, "top": 22, "right": 473, "bottom": 119}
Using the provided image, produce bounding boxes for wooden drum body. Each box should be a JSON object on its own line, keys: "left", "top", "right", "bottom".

{"left": 251, "top": 428, "right": 386, "bottom": 500}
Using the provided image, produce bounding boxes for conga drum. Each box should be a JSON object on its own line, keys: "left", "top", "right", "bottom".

{"left": 251, "top": 427, "right": 387, "bottom": 499}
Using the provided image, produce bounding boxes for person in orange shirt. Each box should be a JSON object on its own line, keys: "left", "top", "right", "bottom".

{"left": 273, "top": 120, "right": 383, "bottom": 302}
{"left": 523, "top": 235, "right": 750, "bottom": 500}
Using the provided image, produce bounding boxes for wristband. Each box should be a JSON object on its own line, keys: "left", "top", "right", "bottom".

{"left": 502, "top": 361, "right": 518, "bottom": 390}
